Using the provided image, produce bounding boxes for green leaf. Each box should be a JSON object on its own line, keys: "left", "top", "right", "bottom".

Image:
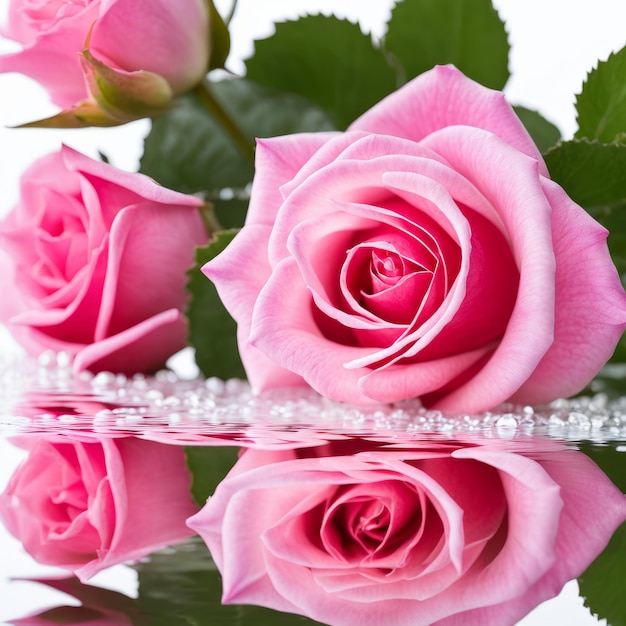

{"left": 577, "top": 443, "right": 626, "bottom": 625}
{"left": 25, "top": 606, "right": 108, "bottom": 624}
{"left": 187, "top": 231, "right": 245, "bottom": 379}
{"left": 578, "top": 443, "right": 626, "bottom": 494}
{"left": 211, "top": 195, "right": 249, "bottom": 230}
{"left": 185, "top": 445, "right": 240, "bottom": 506}
{"left": 245, "top": 15, "right": 398, "bottom": 129}
{"left": 544, "top": 139, "right": 626, "bottom": 213}
{"left": 134, "top": 538, "right": 323, "bottom": 625}
{"left": 384, "top": 0, "right": 509, "bottom": 90}
{"left": 513, "top": 106, "right": 561, "bottom": 153}
{"left": 141, "top": 78, "right": 335, "bottom": 199}
{"left": 579, "top": 521, "right": 626, "bottom": 626}
{"left": 543, "top": 139, "right": 626, "bottom": 289}
{"left": 575, "top": 46, "right": 626, "bottom": 143}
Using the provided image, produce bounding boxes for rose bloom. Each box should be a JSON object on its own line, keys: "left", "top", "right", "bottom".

{"left": 205, "top": 66, "right": 626, "bottom": 413}
{"left": 0, "top": 145, "right": 207, "bottom": 374}
{"left": 0, "top": 0, "right": 209, "bottom": 110}
{"left": 0, "top": 435, "right": 198, "bottom": 580}
{"left": 188, "top": 439, "right": 626, "bottom": 626}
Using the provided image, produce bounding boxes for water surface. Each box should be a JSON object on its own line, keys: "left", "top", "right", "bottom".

{"left": 1, "top": 355, "right": 624, "bottom": 625}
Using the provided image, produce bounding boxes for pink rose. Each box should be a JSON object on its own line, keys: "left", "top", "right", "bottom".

{"left": 204, "top": 66, "right": 626, "bottom": 413}
{"left": 188, "top": 439, "right": 626, "bottom": 626}
{"left": 0, "top": 145, "right": 207, "bottom": 374}
{"left": 0, "top": 0, "right": 210, "bottom": 124}
{"left": 0, "top": 435, "right": 198, "bottom": 581}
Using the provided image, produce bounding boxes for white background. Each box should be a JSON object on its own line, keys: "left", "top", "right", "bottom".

{"left": 1, "top": 0, "right": 625, "bottom": 623}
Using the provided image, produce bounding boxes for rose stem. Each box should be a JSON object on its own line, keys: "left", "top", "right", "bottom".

{"left": 193, "top": 77, "right": 256, "bottom": 165}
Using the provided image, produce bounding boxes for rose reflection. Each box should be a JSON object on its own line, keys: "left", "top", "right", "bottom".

{"left": 0, "top": 434, "right": 198, "bottom": 581}
{"left": 2, "top": 430, "right": 625, "bottom": 626}
{"left": 189, "top": 437, "right": 626, "bottom": 626}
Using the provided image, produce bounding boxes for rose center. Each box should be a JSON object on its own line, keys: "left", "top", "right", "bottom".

{"left": 356, "top": 500, "right": 391, "bottom": 545}
{"left": 24, "top": 0, "right": 92, "bottom": 26}
{"left": 326, "top": 496, "right": 393, "bottom": 558}
{"left": 372, "top": 250, "right": 403, "bottom": 283}
{"left": 32, "top": 197, "right": 90, "bottom": 291}
{"left": 49, "top": 479, "right": 89, "bottom": 524}
{"left": 366, "top": 247, "right": 429, "bottom": 297}
{"left": 342, "top": 238, "right": 436, "bottom": 326}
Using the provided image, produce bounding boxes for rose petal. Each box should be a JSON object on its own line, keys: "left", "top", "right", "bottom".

{"left": 94, "top": 202, "right": 204, "bottom": 340}
{"left": 72, "top": 308, "right": 188, "bottom": 374}
{"left": 438, "top": 448, "right": 626, "bottom": 625}
{"left": 76, "top": 438, "right": 197, "bottom": 580}
{"left": 249, "top": 134, "right": 340, "bottom": 226}
{"left": 202, "top": 225, "right": 306, "bottom": 392}
{"left": 248, "top": 258, "right": 380, "bottom": 403}
{"left": 358, "top": 346, "right": 492, "bottom": 404}
{"left": 510, "top": 179, "right": 626, "bottom": 403}
{"left": 351, "top": 65, "right": 547, "bottom": 175}
{"left": 408, "top": 204, "right": 518, "bottom": 362}
{"left": 0, "top": 4, "right": 98, "bottom": 108}
{"left": 272, "top": 137, "right": 467, "bottom": 270}
{"left": 276, "top": 131, "right": 371, "bottom": 206}
{"left": 9, "top": 236, "right": 109, "bottom": 347}
{"left": 60, "top": 145, "right": 202, "bottom": 212}
{"left": 416, "top": 127, "right": 556, "bottom": 412}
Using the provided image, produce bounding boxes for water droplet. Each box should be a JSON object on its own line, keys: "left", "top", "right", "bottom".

{"left": 92, "top": 371, "right": 116, "bottom": 387}
{"left": 496, "top": 414, "right": 518, "bottom": 429}
{"left": 568, "top": 412, "right": 591, "bottom": 429}
{"left": 37, "top": 350, "right": 56, "bottom": 367}
{"left": 56, "top": 351, "right": 71, "bottom": 368}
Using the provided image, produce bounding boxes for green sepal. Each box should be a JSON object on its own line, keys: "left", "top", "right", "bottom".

{"left": 14, "top": 98, "right": 125, "bottom": 128}
{"left": 206, "top": 0, "right": 231, "bottom": 70}
{"left": 79, "top": 48, "right": 174, "bottom": 122}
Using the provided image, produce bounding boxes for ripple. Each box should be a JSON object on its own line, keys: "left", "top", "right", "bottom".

{"left": 1, "top": 355, "right": 626, "bottom": 445}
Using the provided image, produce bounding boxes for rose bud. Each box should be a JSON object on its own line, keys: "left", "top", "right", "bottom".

{"left": 0, "top": 0, "right": 216, "bottom": 126}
